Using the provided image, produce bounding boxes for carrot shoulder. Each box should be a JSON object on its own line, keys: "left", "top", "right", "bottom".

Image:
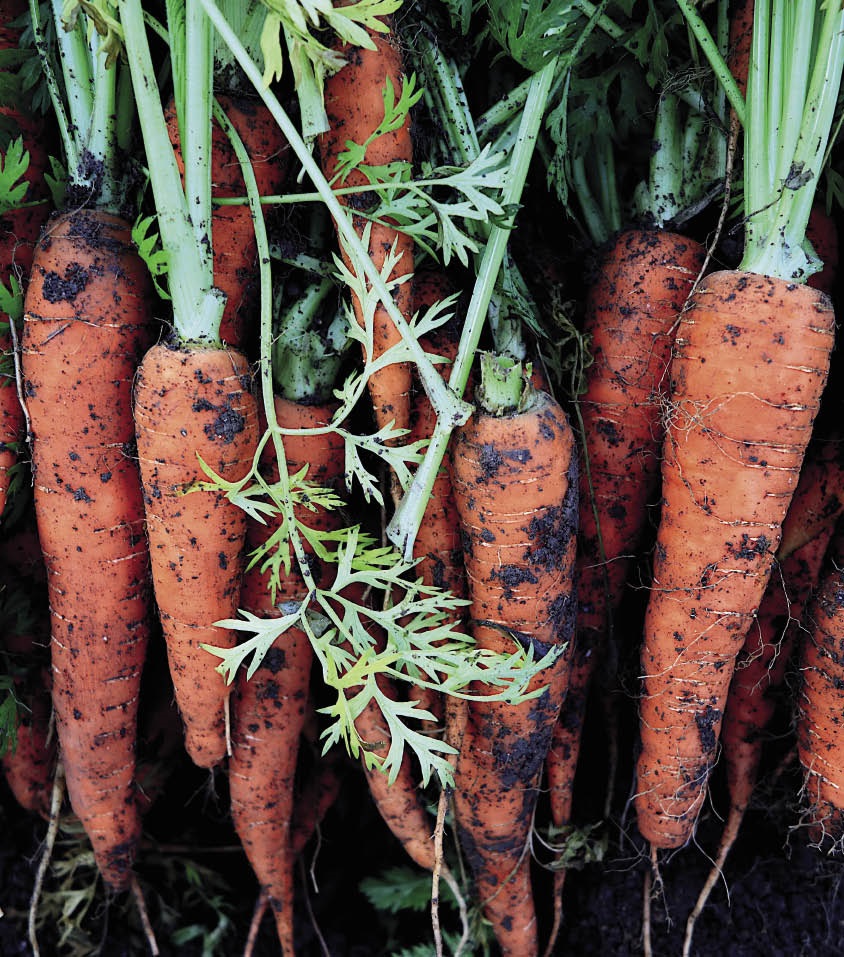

{"left": 134, "top": 342, "right": 259, "bottom": 769}
{"left": 22, "top": 209, "right": 153, "bottom": 889}
{"left": 450, "top": 385, "right": 578, "bottom": 957}
{"left": 635, "top": 270, "right": 834, "bottom": 849}
{"left": 319, "top": 26, "right": 414, "bottom": 438}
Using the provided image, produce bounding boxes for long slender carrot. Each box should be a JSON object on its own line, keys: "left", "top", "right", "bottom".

{"left": 230, "top": 396, "right": 343, "bottom": 954}
{"left": 165, "top": 93, "right": 290, "bottom": 348}
{"left": 682, "top": 436, "right": 844, "bottom": 954}
{"left": 797, "top": 524, "right": 844, "bottom": 849}
{"left": 450, "top": 368, "right": 578, "bottom": 957}
{"left": 318, "top": 23, "right": 414, "bottom": 439}
{"left": 634, "top": 271, "right": 834, "bottom": 849}
{"left": 22, "top": 209, "right": 153, "bottom": 889}
{"left": 134, "top": 342, "right": 259, "bottom": 769}
{"left": 0, "top": 509, "right": 54, "bottom": 818}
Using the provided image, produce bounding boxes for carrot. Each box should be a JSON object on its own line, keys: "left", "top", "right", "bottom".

{"left": 230, "top": 396, "right": 343, "bottom": 954}
{"left": 543, "top": 228, "right": 703, "bottom": 943}
{"left": 634, "top": 271, "right": 835, "bottom": 849}
{"left": 0, "top": 509, "right": 54, "bottom": 818}
{"left": 682, "top": 437, "right": 844, "bottom": 954}
{"left": 450, "top": 364, "right": 578, "bottom": 957}
{"left": 165, "top": 93, "right": 290, "bottom": 348}
{"left": 318, "top": 23, "right": 414, "bottom": 440}
{"left": 21, "top": 209, "right": 153, "bottom": 889}
{"left": 134, "top": 343, "right": 259, "bottom": 769}
{"left": 407, "top": 269, "right": 468, "bottom": 729}
{"left": 797, "top": 524, "right": 844, "bottom": 849}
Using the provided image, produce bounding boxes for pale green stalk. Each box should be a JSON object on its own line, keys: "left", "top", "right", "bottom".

{"left": 28, "top": 0, "right": 75, "bottom": 167}
{"left": 119, "top": 0, "right": 219, "bottom": 341}
{"left": 741, "top": 0, "right": 844, "bottom": 279}
{"left": 387, "top": 56, "right": 559, "bottom": 558}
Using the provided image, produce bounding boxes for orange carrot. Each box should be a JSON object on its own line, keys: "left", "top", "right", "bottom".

{"left": 319, "top": 24, "right": 414, "bottom": 438}
{"left": 0, "top": 510, "right": 54, "bottom": 818}
{"left": 230, "top": 397, "right": 343, "bottom": 954}
{"left": 798, "top": 524, "right": 844, "bottom": 848}
{"left": 635, "top": 271, "right": 835, "bottom": 850}
{"left": 165, "top": 94, "right": 290, "bottom": 348}
{"left": 683, "top": 437, "right": 844, "bottom": 953}
{"left": 450, "top": 377, "right": 578, "bottom": 957}
{"left": 134, "top": 342, "right": 259, "bottom": 769}
{"left": 21, "top": 209, "right": 153, "bottom": 889}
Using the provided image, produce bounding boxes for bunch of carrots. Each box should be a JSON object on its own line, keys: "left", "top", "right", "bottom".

{"left": 1, "top": 0, "right": 844, "bottom": 955}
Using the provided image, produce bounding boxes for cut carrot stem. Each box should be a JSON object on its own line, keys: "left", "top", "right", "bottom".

{"left": 134, "top": 342, "right": 259, "bottom": 768}
{"left": 22, "top": 209, "right": 153, "bottom": 889}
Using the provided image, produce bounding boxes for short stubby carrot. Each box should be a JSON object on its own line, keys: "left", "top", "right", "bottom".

{"left": 166, "top": 93, "right": 290, "bottom": 348}
{"left": 798, "top": 528, "right": 844, "bottom": 849}
{"left": 449, "top": 387, "right": 578, "bottom": 957}
{"left": 319, "top": 25, "right": 414, "bottom": 438}
{"left": 22, "top": 209, "right": 153, "bottom": 888}
{"left": 134, "top": 342, "right": 259, "bottom": 769}
{"left": 230, "top": 397, "right": 343, "bottom": 954}
{"left": 635, "top": 270, "right": 835, "bottom": 849}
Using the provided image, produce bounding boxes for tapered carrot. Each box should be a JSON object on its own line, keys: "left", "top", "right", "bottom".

{"left": 635, "top": 272, "right": 834, "bottom": 849}
{"left": 230, "top": 397, "right": 343, "bottom": 954}
{"left": 450, "top": 368, "right": 578, "bottom": 957}
{"left": 22, "top": 209, "right": 153, "bottom": 888}
{"left": 0, "top": 509, "right": 54, "bottom": 818}
{"left": 165, "top": 93, "right": 290, "bottom": 347}
{"left": 798, "top": 525, "right": 844, "bottom": 848}
{"left": 134, "top": 343, "right": 259, "bottom": 769}
{"left": 319, "top": 24, "right": 414, "bottom": 438}
{"left": 683, "top": 437, "right": 844, "bottom": 954}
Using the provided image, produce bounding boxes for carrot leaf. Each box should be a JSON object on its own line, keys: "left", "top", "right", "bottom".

{"left": 131, "top": 214, "right": 171, "bottom": 301}
{"left": 0, "top": 137, "right": 31, "bottom": 215}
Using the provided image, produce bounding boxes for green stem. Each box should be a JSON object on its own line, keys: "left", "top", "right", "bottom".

{"left": 28, "top": 0, "right": 74, "bottom": 169}
{"left": 676, "top": 0, "right": 746, "bottom": 127}
{"left": 386, "top": 56, "right": 558, "bottom": 558}
{"left": 475, "top": 353, "right": 525, "bottom": 416}
{"left": 50, "top": 0, "right": 92, "bottom": 158}
{"left": 119, "top": 0, "right": 213, "bottom": 340}
{"left": 197, "top": 0, "right": 471, "bottom": 429}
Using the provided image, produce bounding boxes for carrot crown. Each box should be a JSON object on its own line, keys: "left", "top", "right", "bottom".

{"left": 739, "top": 0, "right": 844, "bottom": 281}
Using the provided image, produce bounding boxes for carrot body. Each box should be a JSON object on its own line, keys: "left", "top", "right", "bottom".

{"left": 134, "top": 342, "right": 259, "bottom": 768}
{"left": 450, "top": 389, "right": 578, "bottom": 957}
{"left": 230, "top": 397, "right": 343, "bottom": 954}
{"left": 547, "top": 229, "right": 704, "bottom": 833}
{"left": 166, "top": 94, "right": 290, "bottom": 347}
{"left": 407, "top": 271, "right": 467, "bottom": 728}
{"left": 635, "top": 271, "right": 834, "bottom": 849}
{"left": 319, "top": 26, "right": 414, "bottom": 437}
{"left": 22, "top": 210, "right": 152, "bottom": 888}
{"left": 798, "top": 529, "right": 844, "bottom": 847}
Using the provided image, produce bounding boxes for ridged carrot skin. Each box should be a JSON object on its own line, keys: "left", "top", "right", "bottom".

{"left": 134, "top": 343, "right": 259, "bottom": 769}
{"left": 450, "top": 389, "right": 578, "bottom": 957}
{"left": 166, "top": 94, "right": 290, "bottom": 348}
{"left": 319, "top": 26, "right": 414, "bottom": 437}
{"left": 798, "top": 530, "right": 844, "bottom": 848}
{"left": 22, "top": 210, "right": 152, "bottom": 888}
{"left": 547, "top": 229, "right": 704, "bottom": 836}
{"left": 230, "top": 397, "right": 343, "bottom": 954}
{"left": 635, "top": 271, "right": 834, "bottom": 849}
